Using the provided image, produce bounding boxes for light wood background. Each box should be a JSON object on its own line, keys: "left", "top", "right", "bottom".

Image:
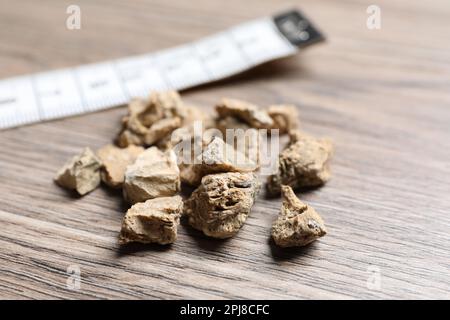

{"left": 0, "top": 0, "right": 449, "bottom": 299}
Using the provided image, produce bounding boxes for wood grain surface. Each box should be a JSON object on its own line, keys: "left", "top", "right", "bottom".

{"left": 0, "top": 0, "right": 449, "bottom": 299}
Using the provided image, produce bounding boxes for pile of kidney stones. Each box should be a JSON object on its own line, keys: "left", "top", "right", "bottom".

{"left": 54, "top": 91, "right": 333, "bottom": 248}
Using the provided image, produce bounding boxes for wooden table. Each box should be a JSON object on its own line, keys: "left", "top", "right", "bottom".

{"left": 0, "top": 0, "right": 449, "bottom": 299}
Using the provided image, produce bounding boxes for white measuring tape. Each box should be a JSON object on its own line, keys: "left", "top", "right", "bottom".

{"left": 0, "top": 10, "right": 323, "bottom": 130}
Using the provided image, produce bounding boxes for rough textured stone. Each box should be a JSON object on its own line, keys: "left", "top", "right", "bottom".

{"left": 96, "top": 144, "right": 144, "bottom": 188}
{"left": 267, "top": 131, "right": 333, "bottom": 195}
{"left": 215, "top": 116, "right": 250, "bottom": 134}
{"left": 215, "top": 98, "right": 273, "bottom": 129}
{"left": 267, "top": 104, "right": 299, "bottom": 134}
{"left": 116, "top": 118, "right": 145, "bottom": 147}
{"left": 272, "top": 185, "right": 327, "bottom": 247}
{"left": 117, "top": 91, "right": 184, "bottom": 147}
{"left": 184, "top": 172, "right": 261, "bottom": 238}
{"left": 182, "top": 104, "right": 214, "bottom": 128}
{"left": 216, "top": 117, "right": 260, "bottom": 167}
{"left": 171, "top": 130, "right": 209, "bottom": 185}
{"left": 54, "top": 148, "right": 102, "bottom": 195}
{"left": 138, "top": 90, "right": 186, "bottom": 126}
{"left": 119, "top": 196, "right": 183, "bottom": 245}
{"left": 156, "top": 105, "right": 215, "bottom": 151}
{"left": 179, "top": 163, "right": 204, "bottom": 186}
{"left": 201, "top": 136, "right": 257, "bottom": 173}
{"left": 123, "top": 147, "right": 180, "bottom": 204}
{"left": 158, "top": 124, "right": 194, "bottom": 151}
{"left": 144, "top": 117, "right": 182, "bottom": 145}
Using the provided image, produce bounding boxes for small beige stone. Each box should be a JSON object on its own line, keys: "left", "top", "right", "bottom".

{"left": 215, "top": 117, "right": 260, "bottom": 167}
{"left": 54, "top": 147, "right": 102, "bottom": 195}
{"left": 201, "top": 136, "right": 257, "bottom": 173}
{"left": 267, "top": 104, "right": 299, "bottom": 134}
{"left": 272, "top": 185, "right": 327, "bottom": 247}
{"left": 157, "top": 126, "right": 192, "bottom": 151}
{"left": 123, "top": 147, "right": 180, "bottom": 204}
{"left": 144, "top": 117, "right": 182, "bottom": 145}
{"left": 179, "top": 163, "right": 204, "bottom": 186}
{"left": 157, "top": 108, "right": 215, "bottom": 151}
{"left": 216, "top": 98, "right": 273, "bottom": 129}
{"left": 138, "top": 90, "right": 186, "bottom": 126}
{"left": 127, "top": 98, "right": 148, "bottom": 116}
{"left": 267, "top": 131, "right": 333, "bottom": 195}
{"left": 119, "top": 196, "right": 183, "bottom": 245}
{"left": 96, "top": 144, "right": 144, "bottom": 188}
{"left": 288, "top": 129, "right": 303, "bottom": 144}
{"left": 126, "top": 113, "right": 150, "bottom": 135}
{"left": 177, "top": 136, "right": 257, "bottom": 186}
{"left": 117, "top": 120, "right": 144, "bottom": 147}
{"left": 215, "top": 116, "right": 250, "bottom": 134}
{"left": 232, "top": 128, "right": 261, "bottom": 167}
{"left": 185, "top": 172, "right": 261, "bottom": 238}
{"left": 182, "top": 104, "right": 214, "bottom": 128}
{"left": 117, "top": 91, "right": 184, "bottom": 147}
{"left": 167, "top": 130, "right": 208, "bottom": 185}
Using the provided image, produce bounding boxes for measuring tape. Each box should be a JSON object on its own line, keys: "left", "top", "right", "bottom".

{"left": 0, "top": 10, "right": 323, "bottom": 130}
